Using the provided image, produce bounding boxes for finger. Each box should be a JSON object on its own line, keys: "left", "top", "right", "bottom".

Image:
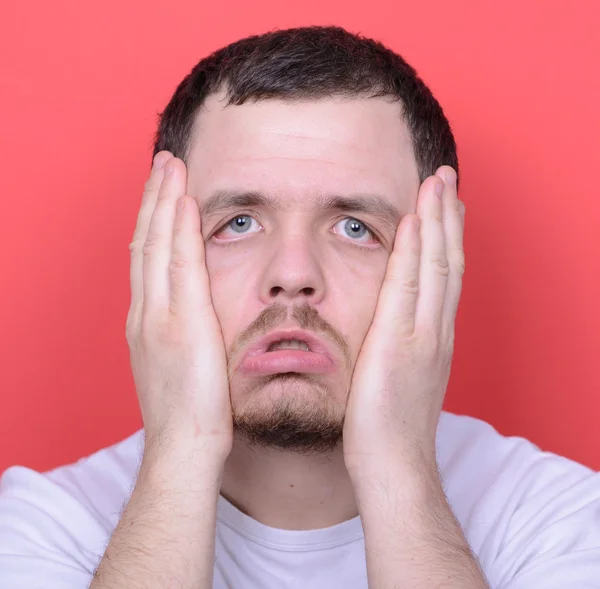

{"left": 438, "top": 167, "right": 465, "bottom": 338}
{"left": 414, "top": 175, "right": 448, "bottom": 336}
{"left": 128, "top": 151, "right": 174, "bottom": 326}
{"left": 372, "top": 212, "right": 421, "bottom": 338}
{"left": 142, "top": 156, "right": 186, "bottom": 314}
{"left": 170, "top": 195, "right": 214, "bottom": 322}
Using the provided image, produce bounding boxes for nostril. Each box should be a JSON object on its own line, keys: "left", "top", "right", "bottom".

{"left": 269, "top": 286, "right": 315, "bottom": 297}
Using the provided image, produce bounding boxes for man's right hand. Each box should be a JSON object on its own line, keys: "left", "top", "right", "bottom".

{"left": 126, "top": 151, "right": 233, "bottom": 464}
{"left": 89, "top": 152, "right": 229, "bottom": 589}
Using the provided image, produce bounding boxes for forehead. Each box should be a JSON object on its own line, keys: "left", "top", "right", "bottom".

{"left": 186, "top": 93, "right": 420, "bottom": 208}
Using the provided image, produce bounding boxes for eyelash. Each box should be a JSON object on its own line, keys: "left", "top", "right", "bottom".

{"left": 213, "top": 212, "right": 381, "bottom": 246}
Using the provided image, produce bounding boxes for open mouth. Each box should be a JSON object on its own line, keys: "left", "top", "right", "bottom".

{"left": 238, "top": 331, "right": 336, "bottom": 376}
{"left": 266, "top": 339, "right": 310, "bottom": 352}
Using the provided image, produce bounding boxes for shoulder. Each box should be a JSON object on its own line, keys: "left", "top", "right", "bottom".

{"left": 436, "top": 410, "right": 595, "bottom": 497}
{"left": 44, "top": 428, "right": 145, "bottom": 523}
{"left": 437, "top": 412, "right": 600, "bottom": 587}
{"left": 0, "top": 429, "right": 144, "bottom": 582}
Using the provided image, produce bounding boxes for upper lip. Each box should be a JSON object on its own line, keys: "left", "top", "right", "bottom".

{"left": 243, "top": 328, "right": 336, "bottom": 361}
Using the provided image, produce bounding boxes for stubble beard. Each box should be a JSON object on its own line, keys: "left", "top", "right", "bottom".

{"left": 231, "top": 373, "right": 347, "bottom": 455}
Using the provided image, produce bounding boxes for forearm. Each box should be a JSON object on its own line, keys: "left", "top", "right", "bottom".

{"left": 90, "top": 443, "right": 224, "bottom": 589}
{"left": 354, "top": 457, "right": 489, "bottom": 589}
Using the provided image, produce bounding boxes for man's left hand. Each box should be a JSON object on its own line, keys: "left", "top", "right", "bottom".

{"left": 343, "top": 165, "right": 465, "bottom": 480}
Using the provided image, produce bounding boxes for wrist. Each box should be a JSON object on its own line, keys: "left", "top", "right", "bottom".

{"left": 346, "top": 438, "right": 437, "bottom": 488}
{"left": 349, "top": 449, "right": 440, "bottom": 512}
{"left": 140, "top": 435, "right": 228, "bottom": 495}
{"left": 144, "top": 423, "right": 232, "bottom": 462}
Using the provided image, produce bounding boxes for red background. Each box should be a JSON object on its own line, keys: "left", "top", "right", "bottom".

{"left": 1, "top": 1, "right": 599, "bottom": 474}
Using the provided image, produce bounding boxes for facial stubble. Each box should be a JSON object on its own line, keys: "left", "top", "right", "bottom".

{"left": 231, "top": 372, "right": 347, "bottom": 454}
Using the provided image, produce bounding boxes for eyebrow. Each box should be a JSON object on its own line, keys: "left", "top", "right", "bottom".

{"left": 200, "top": 189, "right": 403, "bottom": 233}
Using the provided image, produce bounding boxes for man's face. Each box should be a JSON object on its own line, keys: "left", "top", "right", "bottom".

{"left": 187, "top": 92, "right": 420, "bottom": 452}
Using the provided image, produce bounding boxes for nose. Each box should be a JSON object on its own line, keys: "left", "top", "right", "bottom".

{"left": 258, "top": 235, "right": 326, "bottom": 306}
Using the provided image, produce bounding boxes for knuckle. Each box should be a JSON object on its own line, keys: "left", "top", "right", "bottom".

{"left": 125, "top": 316, "right": 136, "bottom": 341}
{"left": 125, "top": 323, "right": 138, "bottom": 347}
{"left": 402, "top": 275, "right": 419, "bottom": 295}
{"left": 430, "top": 253, "right": 450, "bottom": 276}
{"left": 125, "top": 305, "right": 141, "bottom": 338}
{"left": 385, "top": 271, "right": 419, "bottom": 295}
{"left": 142, "top": 235, "right": 161, "bottom": 257}
{"left": 449, "top": 248, "right": 466, "bottom": 276}
{"left": 169, "top": 254, "right": 190, "bottom": 272}
{"left": 129, "top": 238, "right": 144, "bottom": 254}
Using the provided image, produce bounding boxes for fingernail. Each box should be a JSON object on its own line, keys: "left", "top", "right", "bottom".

{"left": 153, "top": 154, "right": 165, "bottom": 170}
{"left": 435, "top": 181, "right": 444, "bottom": 199}
{"left": 445, "top": 169, "right": 456, "bottom": 186}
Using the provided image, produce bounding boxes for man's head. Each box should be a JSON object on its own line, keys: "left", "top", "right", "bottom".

{"left": 152, "top": 26, "right": 458, "bottom": 454}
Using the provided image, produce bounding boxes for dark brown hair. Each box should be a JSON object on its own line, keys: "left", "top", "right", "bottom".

{"left": 152, "top": 25, "right": 459, "bottom": 187}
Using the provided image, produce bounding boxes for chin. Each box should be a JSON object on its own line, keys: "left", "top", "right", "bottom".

{"left": 230, "top": 373, "right": 347, "bottom": 454}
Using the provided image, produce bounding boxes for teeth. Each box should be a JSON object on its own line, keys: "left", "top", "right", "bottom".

{"left": 268, "top": 339, "right": 310, "bottom": 352}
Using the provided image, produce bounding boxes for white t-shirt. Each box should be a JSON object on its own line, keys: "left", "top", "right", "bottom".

{"left": 0, "top": 411, "right": 599, "bottom": 588}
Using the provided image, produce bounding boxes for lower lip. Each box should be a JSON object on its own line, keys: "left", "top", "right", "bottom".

{"left": 238, "top": 350, "right": 337, "bottom": 376}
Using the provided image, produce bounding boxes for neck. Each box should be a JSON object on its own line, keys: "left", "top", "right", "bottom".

{"left": 220, "top": 438, "right": 359, "bottom": 530}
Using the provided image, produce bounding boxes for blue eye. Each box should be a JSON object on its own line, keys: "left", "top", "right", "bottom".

{"left": 343, "top": 219, "right": 368, "bottom": 238}
{"left": 333, "top": 217, "right": 376, "bottom": 244}
{"left": 228, "top": 215, "right": 253, "bottom": 233}
{"left": 214, "top": 215, "right": 262, "bottom": 240}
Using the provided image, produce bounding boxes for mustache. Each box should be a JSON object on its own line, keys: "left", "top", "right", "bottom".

{"left": 227, "top": 302, "right": 350, "bottom": 369}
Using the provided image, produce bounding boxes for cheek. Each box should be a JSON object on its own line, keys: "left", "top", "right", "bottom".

{"left": 205, "top": 242, "right": 259, "bottom": 291}
{"left": 205, "top": 246, "right": 260, "bottom": 348}
{"left": 324, "top": 249, "right": 388, "bottom": 357}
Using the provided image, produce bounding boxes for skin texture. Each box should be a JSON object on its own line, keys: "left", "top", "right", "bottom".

{"left": 184, "top": 93, "right": 421, "bottom": 528}
{"left": 184, "top": 93, "right": 427, "bottom": 530}
{"left": 94, "top": 93, "right": 487, "bottom": 589}
{"left": 187, "top": 93, "right": 420, "bottom": 438}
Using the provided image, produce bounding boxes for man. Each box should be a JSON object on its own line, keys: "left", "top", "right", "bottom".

{"left": 0, "top": 25, "right": 598, "bottom": 589}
